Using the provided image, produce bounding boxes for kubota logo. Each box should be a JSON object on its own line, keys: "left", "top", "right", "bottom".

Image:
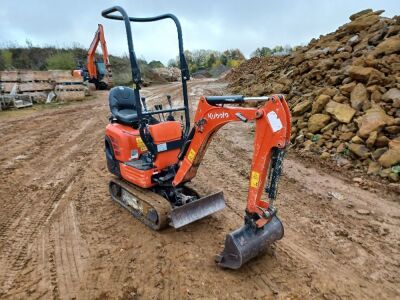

{"left": 207, "top": 112, "right": 229, "bottom": 120}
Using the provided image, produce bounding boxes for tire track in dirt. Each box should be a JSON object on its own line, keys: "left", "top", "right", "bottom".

{"left": 0, "top": 116, "right": 92, "bottom": 248}
{"left": 0, "top": 127, "right": 63, "bottom": 244}
{"left": 0, "top": 168, "right": 80, "bottom": 296}
{"left": 0, "top": 164, "right": 87, "bottom": 295}
{"left": 0, "top": 100, "right": 106, "bottom": 297}
{"left": 0, "top": 111, "right": 97, "bottom": 248}
{"left": 48, "top": 229, "right": 60, "bottom": 300}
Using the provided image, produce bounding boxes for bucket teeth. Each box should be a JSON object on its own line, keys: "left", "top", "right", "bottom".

{"left": 169, "top": 191, "right": 225, "bottom": 228}
{"left": 216, "top": 215, "right": 284, "bottom": 269}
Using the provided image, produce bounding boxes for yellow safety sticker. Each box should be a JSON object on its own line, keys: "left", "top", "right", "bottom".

{"left": 136, "top": 137, "right": 147, "bottom": 151}
{"left": 187, "top": 149, "right": 196, "bottom": 163}
{"left": 250, "top": 171, "right": 260, "bottom": 188}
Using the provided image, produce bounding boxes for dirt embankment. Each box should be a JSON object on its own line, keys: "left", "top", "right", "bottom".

{"left": 0, "top": 79, "right": 399, "bottom": 299}
{"left": 228, "top": 9, "right": 400, "bottom": 183}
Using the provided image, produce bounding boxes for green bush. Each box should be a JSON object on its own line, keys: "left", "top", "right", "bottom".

{"left": 227, "top": 59, "right": 242, "bottom": 68}
{"left": 0, "top": 50, "right": 13, "bottom": 70}
{"left": 252, "top": 47, "right": 272, "bottom": 57}
{"left": 148, "top": 60, "right": 164, "bottom": 68}
{"left": 46, "top": 52, "right": 76, "bottom": 70}
{"left": 113, "top": 71, "right": 133, "bottom": 86}
{"left": 168, "top": 48, "right": 245, "bottom": 73}
{"left": 251, "top": 45, "right": 296, "bottom": 57}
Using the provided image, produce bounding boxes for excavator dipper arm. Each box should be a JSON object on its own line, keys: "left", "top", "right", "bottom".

{"left": 172, "top": 94, "right": 291, "bottom": 268}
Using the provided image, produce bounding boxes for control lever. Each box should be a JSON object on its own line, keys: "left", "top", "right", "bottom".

{"left": 166, "top": 95, "right": 175, "bottom": 121}
{"left": 141, "top": 97, "right": 148, "bottom": 112}
{"left": 159, "top": 104, "right": 165, "bottom": 121}
{"left": 166, "top": 95, "right": 172, "bottom": 108}
{"left": 154, "top": 104, "right": 165, "bottom": 121}
{"left": 154, "top": 105, "right": 161, "bottom": 121}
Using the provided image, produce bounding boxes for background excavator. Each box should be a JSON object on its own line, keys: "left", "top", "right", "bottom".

{"left": 103, "top": 6, "right": 291, "bottom": 269}
{"left": 73, "top": 24, "right": 113, "bottom": 90}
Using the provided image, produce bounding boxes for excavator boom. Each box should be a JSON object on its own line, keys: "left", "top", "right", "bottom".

{"left": 87, "top": 24, "right": 111, "bottom": 79}
{"left": 74, "top": 24, "right": 113, "bottom": 90}
{"left": 172, "top": 94, "right": 291, "bottom": 268}
{"left": 173, "top": 95, "right": 290, "bottom": 218}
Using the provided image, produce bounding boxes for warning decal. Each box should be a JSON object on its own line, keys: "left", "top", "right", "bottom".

{"left": 187, "top": 149, "right": 196, "bottom": 163}
{"left": 136, "top": 137, "right": 147, "bottom": 151}
{"left": 267, "top": 111, "right": 283, "bottom": 133}
{"left": 250, "top": 171, "right": 260, "bottom": 188}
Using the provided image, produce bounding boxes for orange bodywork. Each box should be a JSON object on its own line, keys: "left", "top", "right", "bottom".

{"left": 72, "top": 69, "right": 83, "bottom": 78}
{"left": 148, "top": 121, "right": 181, "bottom": 143}
{"left": 120, "top": 164, "right": 154, "bottom": 188}
{"left": 106, "top": 121, "right": 182, "bottom": 188}
{"left": 106, "top": 123, "right": 147, "bottom": 162}
{"left": 148, "top": 121, "right": 182, "bottom": 170}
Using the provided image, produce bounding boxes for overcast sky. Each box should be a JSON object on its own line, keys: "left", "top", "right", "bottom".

{"left": 0, "top": 1, "right": 399, "bottom": 63}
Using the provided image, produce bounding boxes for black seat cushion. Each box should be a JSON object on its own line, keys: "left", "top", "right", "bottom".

{"left": 109, "top": 86, "right": 139, "bottom": 126}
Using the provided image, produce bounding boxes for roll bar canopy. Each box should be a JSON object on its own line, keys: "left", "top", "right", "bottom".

{"left": 102, "top": 6, "right": 191, "bottom": 140}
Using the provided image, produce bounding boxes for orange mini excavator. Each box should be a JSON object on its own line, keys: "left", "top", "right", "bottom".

{"left": 102, "top": 6, "right": 291, "bottom": 269}
{"left": 73, "top": 24, "right": 113, "bottom": 90}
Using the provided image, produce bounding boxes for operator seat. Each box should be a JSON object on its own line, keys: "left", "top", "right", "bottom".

{"left": 109, "top": 86, "right": 139, "bottom": 127}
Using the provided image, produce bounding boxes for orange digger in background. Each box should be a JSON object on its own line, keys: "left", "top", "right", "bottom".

{"left": 102, "top": 6, "right": 291, "bottom": 269}
{"left": 73, "top": 24, "right": 113, "bottom": 90}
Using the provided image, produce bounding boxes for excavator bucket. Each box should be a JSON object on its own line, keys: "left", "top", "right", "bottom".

{"left": 215, "top": 215, "right": 284, "bottom": 269}
{"left": 169, "top": 191, "right": 225, "bottom": 228}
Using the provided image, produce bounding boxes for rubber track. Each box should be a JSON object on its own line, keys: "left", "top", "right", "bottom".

{"left": 109, "top": 177, "right": 171, "bottom": 230}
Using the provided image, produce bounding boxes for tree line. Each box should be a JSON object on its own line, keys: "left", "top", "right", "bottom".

{"left": 0, "top": 44, "right": 298, "bottom": 72}
{"left": 250, "top": 45, "right": 300, "bottom": 57}
{"left": 167, "top": 49, "right": 245, "bottom": 73}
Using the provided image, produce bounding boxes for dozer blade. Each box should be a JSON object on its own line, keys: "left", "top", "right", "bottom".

{"left": 169, "top": 191, "right": 225, "bottom": 228}
{"left": 215, "top": 215, "right": 284, "bottom": 269}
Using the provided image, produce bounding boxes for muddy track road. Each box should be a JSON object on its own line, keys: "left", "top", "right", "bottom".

{"left": 0, "top": 79, "right": 399, "bottom": 299}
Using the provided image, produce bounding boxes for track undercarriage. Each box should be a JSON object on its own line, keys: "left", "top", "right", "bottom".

{"left": 109, "top": 177, "right": 225, "bottom": 230}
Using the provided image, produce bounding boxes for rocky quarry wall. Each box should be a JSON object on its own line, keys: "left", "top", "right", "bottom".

{"left": 227, "top": 9, "right": 400, "bottom": 182}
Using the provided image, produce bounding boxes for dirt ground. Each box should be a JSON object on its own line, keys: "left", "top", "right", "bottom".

{"left": 0, "top": 79, "right": 399, "bottom": 300}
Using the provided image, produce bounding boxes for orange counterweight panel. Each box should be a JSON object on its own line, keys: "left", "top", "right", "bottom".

{"left": 148, "top": 121, "right": 182, "bottom": 142}
{"left": 105, "top": 123, "right": 147, "bottom": 162}
{"left": 149, "top": 121, "right": 182, "bottom": 170}
{"left": 153, "top": 148, "right": 180, "bottom": 170}
{"left": 107, "top": 121, "right": 182, "bottom": 186}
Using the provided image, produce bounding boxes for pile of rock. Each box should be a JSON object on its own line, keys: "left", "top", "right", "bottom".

{"left": 227, "top": 9, "right": 400, "bottom": 181}
{"left": 153, "top": 67, "right": 181, "bottom": 82}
